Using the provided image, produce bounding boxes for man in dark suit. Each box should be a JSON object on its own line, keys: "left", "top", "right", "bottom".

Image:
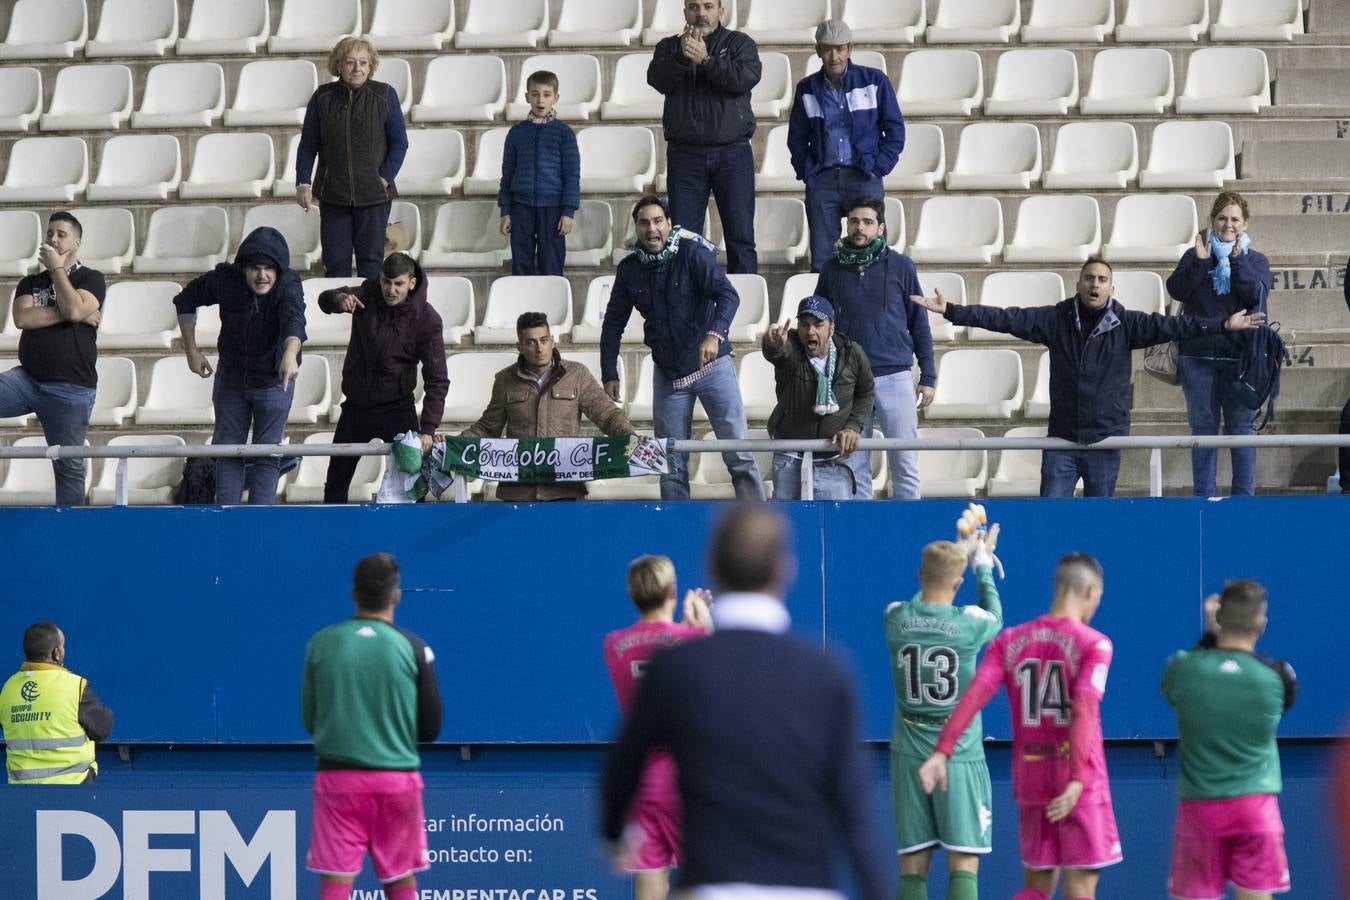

{"left": 601, "top": 506, "right": 892, "bottom": 900}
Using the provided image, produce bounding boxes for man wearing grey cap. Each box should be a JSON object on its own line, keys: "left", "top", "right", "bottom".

{"left": 762, "top": 296, "right": 875, "bottom": 500}
{"left": 787, "top": 19, "right": 905, "bottom": 273}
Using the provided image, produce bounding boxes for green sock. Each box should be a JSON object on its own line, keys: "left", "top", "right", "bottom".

{"left": 945, "top": 870, "right": 978, "bottom": 900}
{"left": 899, "top": 873, "right": 928, "bottom": 900}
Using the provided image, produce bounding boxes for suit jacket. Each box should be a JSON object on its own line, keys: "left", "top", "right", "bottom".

{"left": 601, "top": 594, "right": 892, "bottom": 899}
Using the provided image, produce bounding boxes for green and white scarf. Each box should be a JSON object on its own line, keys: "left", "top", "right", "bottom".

{"left": 834, "top": 234, "right": 886, "bottom": 269}
{"left": 440, "top": 436, "right": 669, "bottom": 483}
{"left": 634, "top": 227, "right": 686, "bottom": 269}
{"left": 814, "top": 340, "right": 839, "bottom": 416}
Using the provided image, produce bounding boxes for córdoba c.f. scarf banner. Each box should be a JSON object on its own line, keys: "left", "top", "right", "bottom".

{"left": 440, "top": 436, "right": 670, "bottom": 483}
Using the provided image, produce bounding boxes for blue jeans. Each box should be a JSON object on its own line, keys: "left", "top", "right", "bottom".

{"left": 1040, "top": 448, "right": 1121, "bottom": 498}
{"left": 0, "top": 368, "right": 94, "bottom": 505}
{"left": 771, "top": 452, "right": 858, "bottom": 500}
{"left": 212, "top": 367, "right": 295, "bottom": 505}
{"left": 665, "top": 142, "right": 757, "bottom": 274}
{"left": 1179, "top": 356, "right": 1257, "bottom": 497}
{"left": 805, "top": 165, "right": 883, "bottom": 272}
{"left": 319, "top": 201, "right": 390, "bottom": 278}
{"left": 652, "top": 355, "right": 763, "bottom": 500}
{"left": 509, "top": 202, "right": 566, "bottom": 276}
{"left": 846, "top": 370, "right": 919, "bottom": 499}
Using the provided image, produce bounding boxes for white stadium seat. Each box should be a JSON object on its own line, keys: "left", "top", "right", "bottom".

{"left": 568, "top": 352, "right": 624, "bottom": 404}
{"left": 909, "top": 197, "right": 1004, "bottom": 265}
{"left": 379, "top": 58, "right": 414, "bottom": 116}
{"left": 67, "top": 207, "right": 135, "bottom": 274}
{"left": 91, "top": 357, "right": 138, "bottom": 427}
{"left": 1212, "top": 0, "right": 1302, "bottom": 42}
{"left": 388, "top": 201, "right": 423, "bottom": 257}
{"left": 177, "top": 0, "right": 270, "bottom": 55}
{"left": 0, "top": 437, "right": 83, "bottom": 505}
{"left": 86, "top": 0, "right": 177, "bottom": 58}
{"left": 457, "top": 0, "right": 549, "bottom": 49}
{"left": 1081, "top": 48, "right": 1174, "bottom": 116}
{"left": 1004, "top": 195, "right": 1101, "bottom": 264}
{"left": 927, "top": 0, "right": 1020, "bottom": 43}
{"left": 550, "top": 0, "right": 641, "bottom": 46}
{"left": 803, "top": 50, "right": 887, "bottom": 79}
{"left": 970, "top": 272, "right": 1065, "bottom": 341}
{"left": 897, "top": 50, "right": 984, "bottom": 117}
{"left": 425, "top": 276, "right": 476, "bottom": 346}
{"left": 775, "top": 272, "right": 819, "bottom": 327}
{"left": 40, "top": 65, "right": 133, "bottom": 131}
{"left": 838, "top": 0, "right": 925, "bottom": 44}
{"left": 136, "top": 358, "right": 215, "bottom": 425}
{"left": 1024, "top": 354, "right": 1050, "bottom": 417}
{"left": 715, "top": 198, "right": 807, "bottom": 266}
{"left": 752, "top": 54, "right": 794, "bottom": 118}
{"left": 270, "top": 0, "right": 362, "bottom": 53}
{"left": 133, "top": 206, "right": 230, "bottom": 274}
{"left": 1023, "top": 0, "right": 1115, "bottom": 43}
{"left": 987, "top": 425, "right": 1047, "bottom": 497}
{"left": 567, "top": 200, "right": 615, "bottom": 267}
{"left": 1111, "top": 270, "right": 1167, "bottom": 316}
{"left": 300, "top": 279, "right": 356, "bottom": 346}
{"left": 884, "top": 197, "right": 907, "bottom": 253}
{"left": 727, "top": 275, "right": 771, "bottom": 343}
{"left": 1043, "top": 122, "right": 1138, "bottom": 191}
{"left": 440, "top": 352, "right": 519, "bottom": 421}
{"left": 474, "top": 276, "right": 572, "bottom": 343}
{"left": 273, "top": 134, "right": 303, "bottom": 197}
{"left": 241, "top": 205, "right": 321, "bottom": 270}
{"left": 926, "top": 349, "right": 1024, "bottom": 419}
{"left": 413, "top": 56, "right": 507, "bottom": 123}
{"left": 626, "top": 353, "right": 708, "bottom": 424}
{"left": 1176, "top": 48, "right": 1270, "bottom": 115}
{"left": 573, "top": 276, "right": 643, "bottom": 344}
{"left": 741, "top": 0, "right": 829, "bottom": 45}
{"left": 579, "top": 126, "right": 655, "bottom": 193}
{"left": 1140, "top": 121, "right": 1235, "bottom": 190}
{"left": 285, "top": 432, "right": 384, "bottom": 503}
{"left": 985, "top": 49, "right": 1079, "bottom": 116}
{"left": 289, "top": 356, "right": 333, "bottom": 425}
{"left": 367, "top": 0, "right": 456, "bottom": 50}
{"left": 916, "top": 427, "right": 988, "bottom": 497}
{"left": 0, "top": 0, "right": 87, "bottom": 59}
{"left": 0, "top": 136, "right": 88, "bottom": 203}
{"left": 1104, "top": 195, "right": 1197, "bottom": 264}
{"left": 1117, "top": 0, "right": 1209, "bottom": 42}
{"left": 0, "top": 300, "right": 22, "bottom": 351}
{"left": 690, "top": 429, "right": 773, "bottom": 500}
{"left": 756, "top": 125, "right": 797, "bottom": 191}
{"left": 918, "top": 272, "right": 967, "bottom": 341}
{"left": 0, "top": 67, "right": 42, "bottom": 132}
{"left": 225, "top": 60, "right": 317, "bottom": 127}
{"left": 96, "top": 281, "right": 179, "bottom": 350}
{"left": 885, "top": 123, "right": 945, "bottom": 191}
{"left": 644, "top": 0, "right": 738, "bottom": 45}
{"left": 191, "top": 305, "right": 221, "bottom": 349}
{"left": 90, "top": 435, "right": 185, "bottom": 506}
{"left": 602, "top": 54, "right": 666, "bottom": 120}
{"left": 737, "top": 352, "right": 777, "bottom": 420}
{"left": 180, "top": 133, "right": 276, "bottom": 200}
{"left": 0, "top": 211, "right": 41, "bottom": 277}
{"left": 399, "top": 128, "right": 467, "bottom": 196}
{"left": 90, "top": 134, "right": 181, "bottom": 202}
{"left": 508, "top": 54, "right": 601, "bottom": 121}
{"left": 132, "top": 63, "right": 225, "bottom": 129}
{"left": 421, "top": 201, "right": 508, "bottom": 268}
{"left": 946, "top": 122, "right": 1042, "bottom": 191}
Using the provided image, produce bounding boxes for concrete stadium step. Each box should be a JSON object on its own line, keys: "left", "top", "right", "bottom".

{"left": 1270, "top": 289, "right": 1350, "bottom": 333}
{"left": 1241, "top": 140, "right": 1350, "bottom": 184}
{"left": 1249, "top": 215, "right": 1350, "bottom": 267}
{"left": 1114, "top": 434, "right": 1339, "bottom": 493}
{"left": 1134, "top": 363, "right": 1350, "bottom": 412}
{"left": 1308, "top": 3, "right": 1350, "bottom": 37}
{"left": 1273, "top": 68, "right": 1350, "bottom": 106}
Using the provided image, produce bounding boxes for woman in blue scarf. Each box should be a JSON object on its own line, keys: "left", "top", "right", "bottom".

{"left": 1166, "top": 191, "right": 1273, "bottom": 497}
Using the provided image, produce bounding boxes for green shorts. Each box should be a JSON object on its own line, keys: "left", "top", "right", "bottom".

{"left": 891, "top": 752, "right": 993, "bottom": 855}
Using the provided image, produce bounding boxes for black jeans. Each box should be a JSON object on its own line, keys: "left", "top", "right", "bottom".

{"left": 319, "top": 200, "right": 391, "bottom": 278}
{"left": 325, "top": 397, "right": 418, "bottom": 503}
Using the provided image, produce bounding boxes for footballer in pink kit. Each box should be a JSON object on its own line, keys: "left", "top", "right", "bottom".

{"left": 920, "top": 552, "right": 1120, "bottom": 900}
{"left": 603, "top": 554, "right": 712, "bottom": 900}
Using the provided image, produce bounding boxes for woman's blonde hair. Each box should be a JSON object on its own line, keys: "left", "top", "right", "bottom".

{"left": 328, "top": 36, "right": 380, "bottom": 79}
{"left": 1209, "top": 190, "right": 1250, "bottom": 224}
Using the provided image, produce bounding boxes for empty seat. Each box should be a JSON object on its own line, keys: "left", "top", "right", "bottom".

{"left": 225, "top": 60, "right": 318, "bottom": 127}
{"left": 441, "top": 351, "right": 519, "bottom": 421}
{"left": 756, "top": 125, "right": 797, "bottom": 191}
{"left": 0, "top": 136, "right": 88, "bottom": 203}
{"left": 177, "top": 0, "right": 270, "bottom": 55}
{"left": 180, "top": 133, "right": 275, "bottom": 199}
{"left": 897, "top": 50, "right": 984, "bottom": 117}
{"left": 378, "top": 58, "right": 414, "bottom": 116}
{"left": 0, "top": 437, "right": 82, "bottom": 505}
{"left": 550, "top": 0, "right": 641, "bottom": 46}
{"left": 1043, "top": 122, "right": 1138, "bottom": 190}
{"left": 885, "top": 123, "right": 946, "bottom": 190}
{"left": 0, "top": 67, "right": 42, "bottom": 132}
{"left": 947, "top": 123, "right": 1042, "bottom": 191}
{"left": 573, "top": 275, "right": 643, "bottom": 344}
{"left": 715, "top": 198, "right": 807, "bottom": 265}
{"left": 475, "top": 276, "right": 573, "bottom": 343}
{"left": 741, "top": 0, "right": 829, "bottom": 44}
{"left": 803, "top": 50, "right": 887, "bottom": 79}
{"left": 1024, "top": 354, "right": 1050, "bottom": 417}
{"left": 602, "top": 54, "right": 666, "bottom": 120}
{"left": 909, "top": 197, "right": 1004, "bottom": 265}
{"left": 367, "top": 0, "right": 456, "bottom": 50}
{"left": 91, "top": 357, "right": 137, "bottom": 427}
{"left": 1117, "top": 0, "right": 1209, "bottom": 42}
{"left": 300, "top": 278, "right": 357, "bottom": 345}
{"left": 1139, "top": 121, "right": 1234, "bottom": 190}
{"left": 425, "top": 276, "right": 476, "bottom": 345}
{"left": 89, "top": 134, "right": 181, "bottom": 201}
{"left": 1023, "top": 0, "right": 1114, "bottom": 42}
{"left": 752, "top": 54, "right": 794, "bottom": 118}
{"left": 133, "top": 206, "right": 230, "bottom": 274}
{"left": 927, "top": 0, "right": 1020, "bottom": 43}
{"left": 289, "top": 356, "right": 333, "bottom": 424}
{"left": 987, "top": 425, "right": 1046, "bottom": 496}
{"left": 508, "top": 55, "right": 602, "bottom": 121}
{"left": 918, "top": 272, "right": 967, "bottom": 341}
{"left": 40, "top": 65, "right": 133, "bottom": 131}
{"left": 1111, "top": 270, "right": 1166, "bottom": 316}
{"left": 241, "top": 205, "right": 321, "bottom": 270}
{"left": 567, "top": 200, "right": 615, "bottom": 267}
{"left": 915, "top": 427, "right": 988, "bottom": 497}
{"left": 285, "top": 432, "right": 385, "bottom": 502}
{"left": 132, "top": 63, "right": 225, "bottom": 129}
{"left": 136, "top": 357, "right": 215, "bottom": 425}
{"left": 398, "top": 128, "right": 466, "bottom": 195}
{"left": 1004, "top": 196, "right": 1101, "bottom": 264}
{"left": 985, "top": 49, "right": 1079, "bottom": 116}
{"left": 1081, "top": 48, "right": 1174, "bottom": 116}
{"left": 727, "top": 274, "right": 770, "bottom": 343}
{"left": 387, "top": 200, "right": 423, "bottom": 257}
{"left": 643, "top": 0, "right": 738, "bottom": 45}
{"left": 569, "top": 351, "right": 625, "bottom": 402}
{"left": 421, "top": 201, "right": 508, "bottom": 268}
{"left": 270, "top": 0, "right": 362, "bottom": 53}
{"left": 0, "top": 211, "right": 41, "bottom": 277}
{"left": 0, "top": 0, "right": 87, "bottom": 59}
{"left": 578, "top": 126, "right": 655, "bottom": 193}
{"left": 737, "top": 351, "right": 776, "bottom": 420}
{"left": 96, "top": 281, "right": 179, "bottom": 350}
{"left": 926, "top": 349, "right": 1024, "bottom": 419}
{"left": 1176, "top": 48, "right": 1270, "bottom": 115}
{"left": 1104, "top": 195, "right": 1197, "bottom": 263}
{"left": 838, "top": 0, "right": 925, "bottom": 44}
{"left": 274, "top": 134, "right": 303, "bottom": 197}
{"left": 775, "top": 272, "right": 820, "bottom": 327}
{"left": 89, "top": 435, "right": 185, "bottom": 506}
{"left": 690, "top": 429, "right": 773, "bottom": 500}
{"left": 1212, "top": 0, "right": 1302, "bottom": 41}
{"left": 970, "top": 272, "right": 1065, "bottom": 341}
{"left": 883, "top": 197, "right": 907, "bottom": 253}
{"left": 66, "top": 207, "right": 134, "bottom": 274}
{"left": 413, "top": 56, "right": 507, "bottom": 123}
{"left": 457, "top": 0, "right": 549, "bottom": 49}
{"left": 86, "top": 0, "right": 178, "bottom": 57}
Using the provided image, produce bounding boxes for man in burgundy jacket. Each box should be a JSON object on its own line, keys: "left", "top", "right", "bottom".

{"left": 318, "top": 252, "right": 449, "bottom": 502}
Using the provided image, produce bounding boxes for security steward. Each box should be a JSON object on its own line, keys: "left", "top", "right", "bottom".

{"left": 1, "top": 622, "right": 113, "bottom": 784}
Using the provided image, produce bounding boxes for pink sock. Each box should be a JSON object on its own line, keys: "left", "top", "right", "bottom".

{"left": 1012, "top": 891, "right": 1049, "bottom": 900}
{"left": 319, "top": 881, "right": 350, "bottom": 900}
{"left": 385, "top": 883, "right": 417, "bottom": 900}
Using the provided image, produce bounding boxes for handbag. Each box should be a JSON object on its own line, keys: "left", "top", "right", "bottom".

{"left": 1143, "top": 340, "right": 1179, "bottom": 385}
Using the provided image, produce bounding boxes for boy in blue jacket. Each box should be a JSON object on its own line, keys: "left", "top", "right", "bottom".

{"left": 498, "top": 70, "right": 580, "bottom": 277}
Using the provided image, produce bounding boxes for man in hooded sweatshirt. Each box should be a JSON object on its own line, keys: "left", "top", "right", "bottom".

{"left": 174, "top": 227, "right": 308, "bottom": 505}
{"left": 317, "top": 252, "right": 449, "bottom": 503}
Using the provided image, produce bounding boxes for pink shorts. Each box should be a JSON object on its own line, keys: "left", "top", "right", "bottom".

{"left": 1019, "top": 798, "right": 1123, "bottom": 871}
{"left": 624, "top": 795, "right": 682, "bottom": 871}
{"left": 307, "top": 770, "right": 429, "bottom": 883}
{"left": 1169, "top": 795, "right": 1290, "bottom": 899}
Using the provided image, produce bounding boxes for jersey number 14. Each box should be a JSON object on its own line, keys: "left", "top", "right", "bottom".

{"left": 1015, "top": 658, "right": 1071, "bottom": 726}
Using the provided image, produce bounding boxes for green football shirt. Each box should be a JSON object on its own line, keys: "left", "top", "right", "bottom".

{"left": 885, "top": 566, "right": 1002, "bottom": 761}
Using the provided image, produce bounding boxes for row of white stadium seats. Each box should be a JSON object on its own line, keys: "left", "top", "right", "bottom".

{"left": 0, "top": 46, "right": 1274, "bottom": 133}
{"left": 0, "top": 0, "right": 1306, "bottom": 61}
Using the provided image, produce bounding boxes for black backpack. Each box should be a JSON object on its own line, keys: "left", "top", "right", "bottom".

{"left": 1226, "top": 324, "right": 1287, "bottom": 430}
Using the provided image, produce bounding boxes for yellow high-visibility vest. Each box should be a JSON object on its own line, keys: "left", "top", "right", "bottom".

{"left": 0, "top": 665, "right": 96, "bottom": 785}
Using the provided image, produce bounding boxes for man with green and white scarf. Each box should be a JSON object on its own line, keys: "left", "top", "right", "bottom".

{"left": 762, "top": 296, "right": 875, "bottom": 500}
